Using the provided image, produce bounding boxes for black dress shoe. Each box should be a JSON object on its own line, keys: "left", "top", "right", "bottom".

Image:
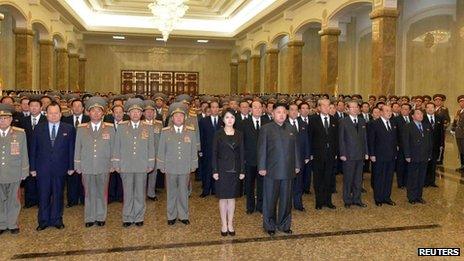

{"left": 36, "top": 225, "right": 47, "bottom": 231}
{"left": 304, "top": 190, "right": 311, "bottom": 195}
{"left": 180, "top": 219, "right": 190, "bottom": 225}
{"left": 267, "top": 230, "right": 275, "bottom": 236}
{"left": 354, "top": 203, "right": 367, "bottom": 208}
{"left": 0, "top": 229, "right": 6, "bottom": 235}
{"left": 55, "top": 224, "right": 65, "bottom": 229}
{"left": 384, "top": 200, "right": 396, "bottom": 206}
{"left": 315, "top": 205, "right": 322, "bottom": 210}
{"left": 409, "top": 200, "right": 416, "bottom": 205}
{"left": 123, "top": 222, "right": 132, "bottom": 227}
{"left": 361, "top": 188, "right": 367, "bottom": 193}
{"left": 148, "top": 196, "right": 158, "bottom": 201}
{"left": 344, "top": 203, "right": 351, "bottom": 208}
{"left": 375, "top": 201, "right": 382, "bottom": 206}
{"left": 295, "top": 207, "right": 305, "bottom": 212}
{"left": 167, "top": 219, "right": 176, "bottom": 225}
{"left": 199, "top": 193, "right": 208, "bottom": 198}
{"left": 85, "top": 222, "right": 94, "bottom": 228}
{"left": 246, "top": 210, "right": 254, "bottom": 215}
{"left": 417, "top": 199, "right": 426, "bottom": 204}
{"left": 96, "top": 221, "right": 105, "bottom": 227}
{"left": 327, "top": 204, "right": 336, "bottom": 209}
{"left": 430, "top": 184, "right": 438, "bottom": 188}
{"left": 135, "top": 221, "right": 144, "bottom": 226}
{"left": 9, "top": 228, "right": 19, "bottom": 234}
{"left": 221, "top": 231, "right": 228, "bottom": 237}
{"left": 228, "top": 230, "right": 236, "bottom": 236}
{"left": 66, "top": 203, "right": 75, "bottom": 208}
{"left": 282, "top": 229, "right": 292, "bottom": 234}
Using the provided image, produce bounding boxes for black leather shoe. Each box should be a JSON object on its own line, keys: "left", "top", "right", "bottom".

{"left": 267, "top": 230, "right": 275, "bottom": 236}
{"left": 85, "top": 222, "right": 94, "bottom": 228}
{"left": 228, "top": 230, "right": 236, "bottom": 236}
{"left": 148, "top": 196, "right": 158, "bottom": 201}
{"left": 354, "top": 203, "right": 367, "bottom": 208}
{"left": 409, "top": 200, "right": 416, "bottom": 205}
{"left": 246, "top": 210, "right": 254, "bottom": 215}
{"left": 0, "top": 229, "right": 6, "bottom": 235}
{"left": 283, "top": 229, "right": 293, "bottom": 234}
{"left": 344, "top": 203, "right": 351, "bottom": 208}
{"left": 9, "top": 228, "right": 19, "bottom": 234}
{"left": 199, "top": 193, "right": 208, "bottom": 198}
{"left": 55, "top": 224, "right": 65, "bottom": 229}
{"left": 295, "top": 207, "right": 305, "bottom": 212}
{"left": 361, "top": 188, "right": 367, "bottom": 193}
{"left": 24, "top": 203, "right": 36, "bottom": 209}
{"left": 315, "top": 205, "right": 322, "bottom": 210}
{"left": 430, "top": 184, "right": 438, "bottom": 188}
{"left": 96, "top": 221, "right": 105, "bottom": 227}
{"left": 36, "top": 225, "right": 47, "bottom": 231}
{"left": 417, "top": 199, "right": 426, "bottom": 204}
{"left": 180, "top": 219, "right": 190, "bottom": 225}
{"left": 221, "top": 231, "right": 228, "bottom": 237}
{"left": 123, "top": 222, "right": 132, "bottom": 227}
{"left": 384, "top": 200, "right": 396, "bottom": 206}
{"left": 327, "top": 204, "right": 336, "bottom": 209}
{"left": 66, "top": 203, "right": 75, "bottom": 208}
{"left": 167, "top": 219, "right": 176, "bottom": 225}
{"left": 135, "top": 221, "right": 144, "bottom": 226}
{"left": 375, "top": 201, "right": 382, "bottom": 206}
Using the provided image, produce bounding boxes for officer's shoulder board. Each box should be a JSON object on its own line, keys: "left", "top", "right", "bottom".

{"left": 78, "top": 123, "right": 89, "bottom": 128}
{"left": 142, "top": 121, "right": 153, "bottom": 126}
{"left": 103, "top": 122, "right": 114, "bottom": 127}
{"left": 162, "top": 126, "right": 171, "bottom": 131}
{"left": 154, "top": 120, "right": 163, "bottom": 125}
{"left": 119, "top": 121, "right": 129, "bottom": 125}
{"left": 162, "top": 107, "right": 168, "bottom": 112}
{"left": 188, "top": 111, "right": 197, "bottom": 117}
{"left": 11, "top": 126, "right": 25, "bottom": 132}
{"left": 186, "top": 125, "right": 195, "bottom": 131}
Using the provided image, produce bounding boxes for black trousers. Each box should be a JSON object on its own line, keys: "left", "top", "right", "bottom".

{"left": 407, "top": 161, "right": 428, "bottom": 201}
{"left": 372, "top": 161, "right": 395, "bottom": 203}
{"left": 245, "top": 164, "right": 263, "bottom": 212}
{"left": 262, "top": 177, "right": 292, "bottom": 232}
{"left": 66, "top": 172, "right": 84, "bottom": 206}
{"left": 395, "top": 153, "right": 409, "bottom": 188}
{"left": 313, "top": 157, "right": 335, "bottom": 207}
{"left": 425, "top": 150, "right": 439, "bottom": 186}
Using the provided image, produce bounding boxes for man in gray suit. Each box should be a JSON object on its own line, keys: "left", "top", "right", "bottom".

{"left": 157, "top": 103, "right": 198, "bottom": 226}
{"left": 0, "top": 104, "right": 29, "bottom": 234}
{"left": 339, "top": 100, "right": 368, "bottom": 208}
{"left": 258, "top": 101, "right": 301, "bottom": 236}
{"left": 74, "top": 97, "right": 115, "bottom": 227}
{"left": 113, "top": 98, "right": 155, "bottom": 227}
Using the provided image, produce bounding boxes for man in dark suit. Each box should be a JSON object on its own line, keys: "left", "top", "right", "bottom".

{"left": 235, "top": 100, "right": 251, "bottom": 129}
{"left": 393, "top": 103, "right": 412, "bottom": 189}
{"left": 103, "top": 104, "right": 128, "bottom": 203}
{"left": 339, "top": 101, "right": 368, "bottom": 208}
{"left": 240, "top": 100, "right": 270, "bottom": 214}
{"left": 402, "top": 109, "right": 433, "bottom": 204}
{"left": 333, "top": 100, "right": 347, "bottom": 178}
{"left": 309, "top": 98, "right": 338, "bottom": 210}
{"left": 423, "top": 102, "right": 444, "bottom": 187}
{"left": 30, "top": 102, "right": 75, "bottom": 230}
{"left": 61, "top": 99, "right": 89, "bottom": 208}
{"left": 360, "top": 102, "right": 372, "bottom": 174}
{"left": 287, "top": 104, "right": 310, "bottom": 211}
{"left": 368, "top": 105, "right": 398, "bottom": 206}
{"left": 19, "top": 99, "right": 46, "bottom": 208}
{"left": 258, "top": 102, "right": 301, "bottom": 236}
{"left": 298, "top": 102, "right": 313, "bottom": 194}
{"left": 199, "top": 100, "right": 223, "bottom": 197}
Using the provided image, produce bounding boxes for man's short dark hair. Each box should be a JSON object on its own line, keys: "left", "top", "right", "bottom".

{"left": 274, "top": 102, "right": 288, "bottom": 110}
{"left": 46, "top": 101, "right": 61, "bottom": 112}
{"left": 28, "top": 99, "right": 42, "bottom": 107}
{"left": 298, "top": 102, "right": 309, "bottom": 110}
{"left": 71, "top": 99, "right": 83, "bottom": 107}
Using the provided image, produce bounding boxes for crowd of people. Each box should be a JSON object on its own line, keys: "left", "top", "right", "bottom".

{"left": 0, "top": 90, "right": 463, "bottom": 237}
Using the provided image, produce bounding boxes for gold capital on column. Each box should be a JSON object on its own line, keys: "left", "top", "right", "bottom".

{"left": 264, "top": 49, "right": 279, "bottom": 93}
{"left": 319, "top": 28, "right": 340, "bottom": 95}
{"left": 250, "top": 55, "right": 261, "bottom": 94}
{"left": 370, "top": 8, "right": 399, "bottom": 95}
{"left": 287, "top": 41, "right": 305, "bottom": 94}
{"left": 79, "top": 58, "right": 87, "bottom": 91}
{"left": 55, "top": 48, "right": 69, "bottom": 91}
{"left": 39, "top": 40, "right": 54, "bottom": 91}
{"left": 230, "top": 62, "right": 238, "bottom": 94}
{"left": 238, "top": 59, "right": 248, "bottom": 94}
{"left": 13, "top": 28, "right": 34, "bottom": 90}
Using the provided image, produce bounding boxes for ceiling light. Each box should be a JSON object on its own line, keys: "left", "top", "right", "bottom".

{"left": 148, "top": 0, "right": 189, "bottom": 42}
{"left": 113, "top": 35, "right": 125, "bottom": 40}
{"left": 155, "top": 37, "right": 165, "bottom": 41}
{"left": 197, "top": 39, "right": 209, "bottom": 43}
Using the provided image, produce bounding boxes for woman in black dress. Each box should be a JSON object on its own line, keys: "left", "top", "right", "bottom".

{"left": 212, "top": 108, "right": 245, "bottom": 236}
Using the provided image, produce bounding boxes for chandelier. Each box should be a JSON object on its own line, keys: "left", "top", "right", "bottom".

{"left": 148, "top": 0, "right": 189, "bottom": 42}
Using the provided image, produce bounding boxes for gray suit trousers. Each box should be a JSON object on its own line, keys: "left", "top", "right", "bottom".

{"left": 0, "top": 181, "right": 21, "bottom": 229}
{"left": 82, "top": 173, "right": 109, "bottom": 222}
{"left": 342, "top": 160, "right": 364, "bottom": 204}
{"left": 121, "top": 173, "right": 147, "bottom": 223}
{"left": 166, "top": 173, "right": 189, "bottom": 220}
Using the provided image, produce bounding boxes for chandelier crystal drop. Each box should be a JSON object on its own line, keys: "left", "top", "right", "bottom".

{"left": 148, "top": 0, "right": 189, "bottom": 42}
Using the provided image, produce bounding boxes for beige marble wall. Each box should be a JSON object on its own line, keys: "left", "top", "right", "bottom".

{"left": 320, "top": 28, "right": 340, "bottom": 95}
{"left": 85, "top": 44, "right": 231, "bottom": 94}
{"left": 264, "top": 49, "right": 279, "bottom": 93}
{"left": 68, "top": 53, "right": 80, "bottom": 91}
{"left": 301, "top": 28, "right": 321, "bottom": 94}
{"left": 237, "top": 59, "right": 247, "bottom": 93}
{"left": 278, "top": 45, "right": 288, "bottom": 93}
{"left": 79, "top": 58, "right": 87, "bottom": 91}
{"left": 39, "top": 40, "right": 53, "bottom": 90}
{"left": 250, "top": 55, "right": 260, "bottom": 93}
{"left": 357, "top": 33, "right": 372, "bottom": 97}
{"left": 230, "top": 62, "right": 238, "bottom": 94}
{"left": 286, "top": 41, "right": 304, "bottom": 94}
{"left": 14, "top": 28, "right": 33, "bottom": 90}
{"left": 0, "top": 14, "right": 15, "bottom": 90}
{"left": 55, "top": 48, "right": 69, "bottom": 91}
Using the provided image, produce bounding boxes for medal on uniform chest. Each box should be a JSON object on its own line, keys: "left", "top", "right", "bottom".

{"left": 102, "top": 131, "right": 110, "bottom": 140}
{"left": 184, "top": 135, "right": 191, "bottom": 143}
{"left": 10, "top": 138, "right": 20, "bottom": 155}
{"left": 141, "top": 128, "right": 149, "bottom": 139}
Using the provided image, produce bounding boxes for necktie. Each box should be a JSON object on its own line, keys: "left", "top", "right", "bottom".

{"left": 133, "top": 123, "right": 138, "bottom": 130}
{"left": 255, "top": 120, "right": 260, "bottom": 131}
{"left": 386, "top": 121, "right": 392, "bottom": 132}
{"left": 75, "top": 117, "right": 80, "bottom": 128}
{"left": 1, "top": 131, "right": 4, "bottom": 137}
{"left": 324, "top": 117, "right": 329, "bottom": 133}
{"left": 94, "top": 125, "right": 98, "bottom": 132}
{"left": 51, "top": 125, "right": 56, "bottom": 146}
{"left": 354, "top": 118, "right": 358, "bottom": 131}
{"left": 304, "top": 117, "right": 308, "bottom": 125}
{"left": 32, "top": 117, "right": 37, "bottom": 130}
{"left": 293, "top": 120, "right": 298, "bottom": 132}
{"left": 214, "top": 117, "right": 217, "bottom": 128}
{"left": 418, "top": 123, "right": 423, "bottom": 133}
{"left": 430, "top": 116, "right": 434, "bottom": 126}
{"left": 365, "top": 114, "right": 369, "bottom": 121}
{"left": 176, "top": 127, "right": 180, "bottom": 134}
{"left": 405, "top": 116, "right": 409, "bottom": 123}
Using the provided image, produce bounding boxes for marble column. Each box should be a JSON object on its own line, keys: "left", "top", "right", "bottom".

{"left": 39, "top": 40, "right": 53, "bottom": 90}
{"left": 250, "top": 55, "right": 261, "bottom": 94}
{"left": 264, "top": 49, "right": 279, "bottom": 93}
{"left": 370, "top": 8, "right": 399, "bottom": 96}
{"left": 68, "top": 53, "right": 80, "bottom": 92}
{"left": 79, "top": 58, "right": 87, "bottom": 91}
{"left": 319, "top": 28, "right": 340, "bottom": 95}
{"left": 287, "top": 41, "right": 304, "bottom": 94}
{"left": 13, "top": 28, "right": 34, "bottom": 90}
{"left": 55, "top": 48, "right": 69, "bottom": 91}
{"left": 230, "top": 62, "right": 238, "bottom": 94}
{"left": 237, "top": 59, "right": 248, "bottom": 93}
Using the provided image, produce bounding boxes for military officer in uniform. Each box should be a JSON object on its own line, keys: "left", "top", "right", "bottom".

{"left": 143, "top": 100, "right": 163, "bottom": 201}
{"left": 433, "top": 94, "right": 450, "bottom": 165}
{"left": 157, "top": 103, "right": 198, "bottom": 226}
{"left": 74, "top": 97, "right": 116, "bottom": 227}
{"left": 153, "top": 93, "right": 168, "bottom": 124}
{"left": 0, "top": 104, "right": 29, "bottom": 234}
{"left": 113, "top": 98, "right": 155, "bottom": 227}
{"left": 451, "top": 95, "right": 464, "bottom": 171}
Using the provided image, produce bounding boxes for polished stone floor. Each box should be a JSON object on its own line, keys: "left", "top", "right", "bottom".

{"left": 2, "top": 135, "right": 464, "bottom": 260}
